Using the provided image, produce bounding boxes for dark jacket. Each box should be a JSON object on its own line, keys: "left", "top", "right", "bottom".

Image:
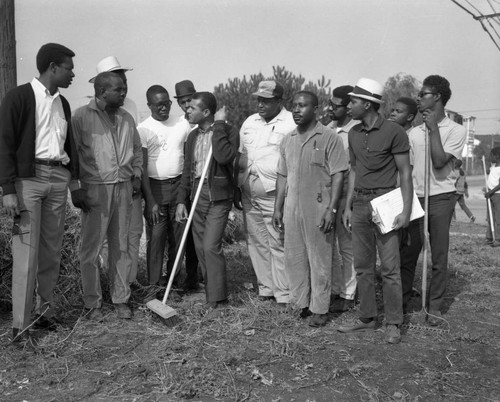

{"left": 177, "top": 120, "right": 239, "bottom": 204}
{"left": 0, "top": 83, "right": 79, "bottom": 195}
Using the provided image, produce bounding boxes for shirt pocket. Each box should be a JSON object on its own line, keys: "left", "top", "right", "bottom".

{"left": 267, "top": 131, "right": 285, "bottom": 146}
{"left": 310, "top": 147, "right": 326, "bottom": 166}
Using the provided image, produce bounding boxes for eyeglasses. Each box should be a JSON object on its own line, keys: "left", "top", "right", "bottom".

{"left": 417, "top": 91, "right": 436, "bottom": 98}
{"left": 152, "top": 100, "right": 172, "bottom": 109}
{"left": 329, "top": 102, "right": 346, "bottom": 110}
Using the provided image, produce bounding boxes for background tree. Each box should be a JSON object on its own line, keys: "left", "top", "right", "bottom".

{"left": 214, "top": 66, "right": 332, "bottom": 128}
{"left": 0, "top": 0, "right": 17, "bottom": 104}
{"left": 381, "top": 72, "right": 420, "bottom": 119}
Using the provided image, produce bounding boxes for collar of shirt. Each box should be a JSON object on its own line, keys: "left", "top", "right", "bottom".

{"left": 198, "top": 124, "right": 214, "bottom": 135}
{"left": 416, "top": 116, "right": 452, "bottom": 132}
{"left": 353, "top": 114, "right": 384, "bottom": 133}
{"left": 337, "top": 119, "right": 360, "bottom": 134}
{"left": 253, "top": 107, "right": 288, "bottom": 125}
{"left": 31, "top": 77, "right": 60, "bottom": 100}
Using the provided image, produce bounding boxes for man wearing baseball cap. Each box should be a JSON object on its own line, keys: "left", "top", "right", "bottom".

{"left": 237, "top": 81, "right": 296, "bottom": 306}
{"left": 328, "top": 85, "right": 360, "bottom": 314}
{"left": 338, "top": 78, "right": 413, "bottom": 344}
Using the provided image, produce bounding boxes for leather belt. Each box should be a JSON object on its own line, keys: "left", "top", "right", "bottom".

{"left": 35, "top": 158, "right": 64, "bottom": 167}
{"left": 354, "top": 187, "right": 395, "bottom": 195}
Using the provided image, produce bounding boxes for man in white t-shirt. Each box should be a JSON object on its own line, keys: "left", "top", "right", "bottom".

{"left": 400, "top": 75, "right": 466, "bottom": 324}
{"left": 139, "top": 85, "right": 192, "bottom": 288}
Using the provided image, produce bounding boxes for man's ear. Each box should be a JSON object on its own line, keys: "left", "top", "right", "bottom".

{"left": 407, "top": 114, "right": 415, "bottom": 123}
{"left": 203, "top": 108, "right": 211, "bottom": 118}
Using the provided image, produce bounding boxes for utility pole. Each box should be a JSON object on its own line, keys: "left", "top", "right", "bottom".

{"left": 0, "top": 0, "right": 17, "bottom": 103}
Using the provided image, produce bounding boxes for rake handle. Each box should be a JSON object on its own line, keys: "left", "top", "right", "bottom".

{"left": 482, "top": 155, "right": 495, "bottom": 242}
{"left": 161, "top": 145, "right": 213, "bottom": 305}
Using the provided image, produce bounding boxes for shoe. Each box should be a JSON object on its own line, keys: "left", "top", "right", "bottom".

{"left": 338, "top": 319, "right": 376, "bottom": 333}
{"left": 258, "top": 295, "right": 275, "bottom": 302}
{"left": 427, "top": 310, "right": 442, "bottom": 326}
{"left": 88, "top": 308, "right": 104, "bottom": 322}
{"left": 385, "top": 324, "right": 401, "bottom": 344}
{"left": 484, "top": 238, "right": 494, "bottom": 245}
{"left": 299, "top": 307, "right": 312, "bottom": 319}
{"left": 329, "top": 298, "right": 355, "bottom": 313}
{"left": 491, "top": 241, "right": 500, "bottom": 248}
{"left": 309, "top": 313, "right": 328, "bottom": 327}
{"left": 470, "top": 216, "right": 476, "bottom": 223}
{"left": 115, "top": 303, "right": 132, "bottom": 319}
{"left": 276, "top": 302, "right": 288, "bottom": 311}
{"left": 182, "top": 280, "right": 200, "bottom": 292}
{"left": 33, "top": 315, "right": 66, "bottom": 331}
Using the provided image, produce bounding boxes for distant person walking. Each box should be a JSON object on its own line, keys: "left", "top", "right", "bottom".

{"left": 453, "top": 159, "right": 475, "bottom": 222}
{"left": 484, "top": 147, "right": 500, "bottom": 247}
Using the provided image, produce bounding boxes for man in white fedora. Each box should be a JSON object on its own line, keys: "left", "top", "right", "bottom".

{"left": 88, "top": 56, "right": 143, "bottom": 288}
{"left": 338, "top": 78, "right": 413, "bottom": 344}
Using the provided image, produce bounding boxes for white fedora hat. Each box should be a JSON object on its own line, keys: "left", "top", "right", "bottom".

{"left": 348, "top": 78, "right": 384, "bottom": 104}
{"left": 89, "top": 56, "right": 133, "bottom": 83}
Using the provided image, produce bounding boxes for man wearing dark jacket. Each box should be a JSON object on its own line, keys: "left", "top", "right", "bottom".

{"left": 175, "top": 92, "right": 238, "bottom": 308}
{"left": 0, "top": 43, "right": 79, "bottom": 340}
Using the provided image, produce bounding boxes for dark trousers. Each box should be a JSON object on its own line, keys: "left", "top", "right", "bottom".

{"left": 146, "top": 177, "right": 198, "bottom": 285}
{"left": 352, "top": 191, "right": 403, "bottom": 325}
{"left": 191, "top": 182, "right": 232, "bottom": 302}
{"left": 454, "top": 193, "right": 473, "bottom": 219}
{"left": 400, "top": 192, "right": 455, "bottom": 312}
{"left": 486, "top": 194, "right": 500, "bottom": 240}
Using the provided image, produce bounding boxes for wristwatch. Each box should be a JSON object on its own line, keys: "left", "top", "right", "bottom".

{"left": 331, "top": 208, "right": 337, "bottom": 214}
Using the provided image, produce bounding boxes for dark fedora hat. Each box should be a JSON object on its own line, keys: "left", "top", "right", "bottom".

{"left": 174, "top": 80, "right": 196, "bottom": 98}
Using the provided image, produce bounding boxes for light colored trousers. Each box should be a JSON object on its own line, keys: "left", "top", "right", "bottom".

{"left": 331, "top": 197, "right": 357, "bottom": 300}
{"left": 99, "top": 196, "right": 143, "bottom": 283}
{"left": 242, "top": 175, "right": 288, "bottom": 302}
{"left": 80, "top": 182, "right": 133, "bottom": 308}
{"left": 12, "top": 164, "right": 70, "bottom": 330}
{"left": 284, "top": 205, "right": 333, "bottom": 315}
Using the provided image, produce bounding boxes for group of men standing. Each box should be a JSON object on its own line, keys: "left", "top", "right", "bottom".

{"left": 0, "top": 43, "right": 465, "bottom": 346}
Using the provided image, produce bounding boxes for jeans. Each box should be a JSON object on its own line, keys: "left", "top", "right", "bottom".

{"left": 400, "top": 192, "right": 455, "bottom": 312}
{"left": 352, "top": 191, "right": 403, "bottom": 325}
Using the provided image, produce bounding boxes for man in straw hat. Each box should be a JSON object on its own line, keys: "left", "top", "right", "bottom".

{"left": 237, "top": 81, "right": 296, "bottom": 306}
{"left": 400, "top": 75, "right": 466, "bottom": 324}
{"left": 338, "top": 78, "right": 413, "bottom": 344}
{"left": 72, "top": 72, "right": 143, "bottom": 321}
{"left": 88, "top": 56, "right": 143, "bottom": 288}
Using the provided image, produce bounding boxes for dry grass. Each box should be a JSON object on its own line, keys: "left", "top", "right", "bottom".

{"left": 0, "top": 212, "right": 499, "bottom": 401}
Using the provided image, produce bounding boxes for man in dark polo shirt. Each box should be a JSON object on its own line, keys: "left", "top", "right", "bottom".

{"left": 338, "top": 78, "right": 413, "bottom": 344}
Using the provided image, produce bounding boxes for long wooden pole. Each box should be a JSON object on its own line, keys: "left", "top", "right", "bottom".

{"left": 0, "top": 0, "right": 17, "bottom": 103}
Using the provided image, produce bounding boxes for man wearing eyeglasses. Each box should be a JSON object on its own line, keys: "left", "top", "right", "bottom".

{"left": 400, "top": 75, "right": 466, "bottom": 324}
{"left": 327, "top": 85, "right": 360, "bottom": 313}
{"left": 138, "top": 85, "right": 192, "bottom": 289}
{"left": 0, "top": 43, "right": 78, "bottom": 341}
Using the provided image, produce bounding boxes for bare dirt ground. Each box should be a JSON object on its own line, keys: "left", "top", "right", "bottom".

{"left": 0, "top": 211, "right": 499, "bottom": 401}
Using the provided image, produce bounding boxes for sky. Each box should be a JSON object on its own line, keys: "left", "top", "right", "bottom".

{"left": 14, "top": 0, "right": 500, "bottom": 135}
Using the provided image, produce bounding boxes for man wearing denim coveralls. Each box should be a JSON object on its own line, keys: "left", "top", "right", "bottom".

{"left": 338, "top": 78, "right": 412, "bottom": 344}
{"left": 273, "top": 91, "right": 347, "bottom": 327}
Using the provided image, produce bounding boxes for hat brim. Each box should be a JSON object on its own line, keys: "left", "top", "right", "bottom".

{"left": 88, "top": 67, "right": 133, "bottom": 83}
{"left": 173, "top": 92, "right": 196, "bottom": 99}
{"left": 348, "top": 92, "right": 384, "bottom": 104}
{"left": 252, "top": 92, "right": 276, "bottom": 99}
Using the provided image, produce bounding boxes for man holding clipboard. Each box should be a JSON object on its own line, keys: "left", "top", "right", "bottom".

{"left": 338, "top": 78, "right": 413, "bottom": 344}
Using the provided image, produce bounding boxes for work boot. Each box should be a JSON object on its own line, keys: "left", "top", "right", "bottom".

{"left": 385, "top": 324, "right": 401, "bottom": 344}
{"left": 115, "top": 303, "right": 132, "bottom": 319}
{"left": 87, "top": 308, "right": 104, "bottom": 322}
{"left": 33, "top": 315, "right": 67, "bottom": 331}
{"left": 329, "top": 297, "right": 355, "bottom": 313}
{"left": 427, "top": 310, "right": 443, "bottom": 326}
{"left": 309, "top": 313, "right": 328, "bottom": 327}
{"left": 299, "top": 307, "right": 312, "bottom": 319}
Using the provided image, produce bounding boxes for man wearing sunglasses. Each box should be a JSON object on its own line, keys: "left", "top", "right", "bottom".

{"left": 0, "top": 43, "right": 79, "bottom": 341}
{"left": 327, "top": 85, "right": 360, "bottom": 314}
{"left": 138, "top": 85, "right": 192, "bottom": 291}
{"left": 400, "top": 75, "right": 466, "bottom": 324}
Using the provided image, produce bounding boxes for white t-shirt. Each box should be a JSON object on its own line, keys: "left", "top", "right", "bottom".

{"left": 138, "top": 115, "right": 191, "bottom": 179}
{"left": 487, "top": 165, "right": 500, "bottom": 191}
